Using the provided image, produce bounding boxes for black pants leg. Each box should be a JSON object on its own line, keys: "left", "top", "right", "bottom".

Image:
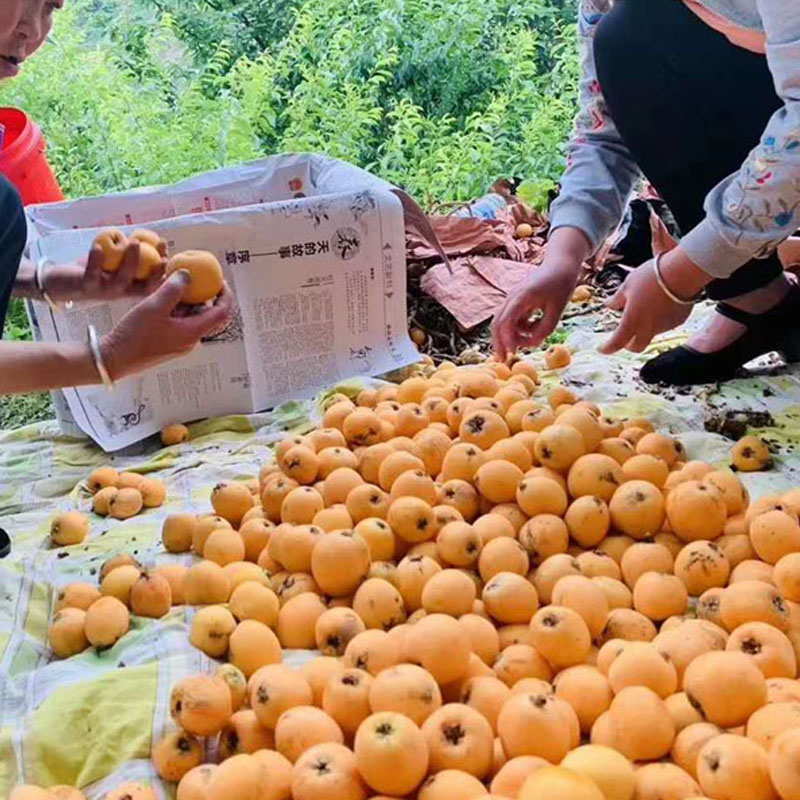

{"left": 594, "top": 0, "right": 784, "bottom": 301}
{"left": 0, "top": 178, "right": 26, "bottom": 559}
{"left": 0, "top": 175, "right": 26, "bottom": 335}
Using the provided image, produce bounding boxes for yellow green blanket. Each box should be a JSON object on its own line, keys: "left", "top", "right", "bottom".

{"left": 1, "top": 317, "right": 798, "bottom": 798}
{"left": 0, "top": 399, "right": 321, "bottom": 797}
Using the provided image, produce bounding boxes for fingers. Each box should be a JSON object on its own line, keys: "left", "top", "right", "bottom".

{"left": 181, "top": 284, "right": 233, "bottom": 339}
{"left": 116, "top": 241, "right": 141, "bottom": 286}
{"left": 491, "top": 298, "right": 517, "bottom": 361}
{"left": 650, "top": 208, "right": 678, "bottom": 256}
{"left": 495, "top": 313, "right": 524, "bottom": 361}
{"left": 628, "top": 329, "right": 654, "bottom": 353}
{"left": 492, "top": 279, "right": 571, "bottom": 359}
{"left": 606, "top": 284, "right": 627, "bottom": 311}
{"left": 490, "top": 307, "right": 505, "bottom": 359}
{"left": 83, "top": 246, "right": 105, "bottom": 283}
{"left": 491, "top": 317, "right": 511, "bottom": 362}
{"left": 212, "top": 283, "right": 234, "bottom": 308}
{"left": 519, "top": 300, "right": 563, "bottom": 350}
{"left": 148, "top": 269, "right": 191, "bottom": 310}
{"left": 493, "top": 286, "right": 546, "bottom": 360}
{"left": 137, "top": 263, "right": 166, "bottom": 296}
{"left": 601, "top": 318, "right": 653, "bottom": 355}
{"left": 491, "top": 329, "right": 506, "bottom": 362}
{"left": 649, "top": 209, "right": 662, "bottom": 256}
{"left": 599, "top": 306, "right": 637, "bottom": 355}
{"left": 172, "top": 305, "right": 197, "bottom": 319}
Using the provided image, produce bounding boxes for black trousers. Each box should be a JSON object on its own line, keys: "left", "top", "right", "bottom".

{"left": 0, "top": 174, "right": 26, "bottom": 334}
{"left": 594, "top": 0, "right": 784, "bottom": 301}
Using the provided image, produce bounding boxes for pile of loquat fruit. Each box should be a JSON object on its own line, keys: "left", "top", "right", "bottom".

{"left": 49, "top": 468, "right": 167, "bottom": 553}
{"left": 24, "top": 350, "right": 800, "bottom": 800}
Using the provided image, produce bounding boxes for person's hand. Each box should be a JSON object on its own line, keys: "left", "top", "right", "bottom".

{"left": 599, "top": 259, "right": 691, "bottom": 354}
{"left": 599, "top": 246, "right": 713, "bottom": 354}
{"left": 492, "top": 226, "right": 592, "bottom": 361}
{"left": 45, "top": 242, "right": 166, "bottom": 303}
{"left": 99, "top": 270, "right": 233, "bottom": 381}
{"left": 492, "top": 259, "right": 581, "bottom": 360}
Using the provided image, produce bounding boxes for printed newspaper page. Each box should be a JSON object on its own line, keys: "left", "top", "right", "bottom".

{"left": 229, "top": 189, "right": 418, "bottom": 410}
{"left": 25, "top": 154, "right": 394, "bottom": 240}
{"left": 32, "top": 222, "right": 254, "bottom": 452}
{"left": 28, "top": 186, "right": 417, "bottom": 451}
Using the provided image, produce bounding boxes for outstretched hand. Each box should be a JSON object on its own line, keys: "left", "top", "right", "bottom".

{"left": 492, "top": 262, "right": 580, "bottom": 361}
{"left": 491, "top": 226, "right": 591, "bottom": 362}
{"left": 46, "top": 242, "right": 166, "bottom": 303}
{"left": 100, "top": 270, "right": 233, "bottom": 381}
{"left": 599, "top": 259, "right": 693, "bottom": 354}
{"left": 600, "top": 247, "right": 710, "bottom": 355}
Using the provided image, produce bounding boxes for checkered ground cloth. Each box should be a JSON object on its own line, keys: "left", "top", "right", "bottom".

{"left": 1, "top": 310, "right": 798, "bottom": 797}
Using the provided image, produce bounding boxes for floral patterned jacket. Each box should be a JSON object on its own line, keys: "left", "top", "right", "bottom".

{"left": 549, "top": 0, "right": 800, "bottom": 279}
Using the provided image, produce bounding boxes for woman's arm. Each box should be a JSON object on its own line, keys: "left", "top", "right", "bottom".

{"left": 679, "top": 2, "right": 800, "bottom": 277}
{"left": 492, "top": 0, "right": 640, "bottom": 359}
{"left": 12, "top": 242, "right": 165, "bottom": 304}
{"left": 548, "top": 0, "right": 642, "bottom": 251}
{"left": 0, "top": 270, "right": 233, "bottom": 396}
{"left": 0, "top": 339, "right": 102, "bottom": 395}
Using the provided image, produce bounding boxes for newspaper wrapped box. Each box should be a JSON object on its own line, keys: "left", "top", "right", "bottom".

{"left": 25, "top": 154, "right": 419, "bottom": 451}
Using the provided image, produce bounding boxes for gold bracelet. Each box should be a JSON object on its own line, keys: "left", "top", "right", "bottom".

{"left": 87, "top": 324, "right": 115, "bottom": 389}
{"left": 652, "top": 252, "right": 703, "bottom": 306}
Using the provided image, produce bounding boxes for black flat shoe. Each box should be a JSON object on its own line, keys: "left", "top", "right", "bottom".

{"left": 0, "top": 527, "right": 10, "bottom": 559}
{"left": 641, "top": 284, "right": 800, "bottom": 387}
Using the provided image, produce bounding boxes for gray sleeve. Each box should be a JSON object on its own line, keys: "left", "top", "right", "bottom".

{"left": 549, "top": 0, "right": 641, "bottom": 253}
{"left": 680, "top": 1, "right": 800, "bottom": 278}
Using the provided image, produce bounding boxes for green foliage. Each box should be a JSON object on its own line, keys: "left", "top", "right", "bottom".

{"left": 0, "top": 299, "right": 53, "bottom": 427}
{"left": 0, "top": 390, "right": 53, "bottom": 429}
{"left": 544, "top": 328, "right": 569, "bottom": 347}
{"left": 0, "top": 4, "right": 260, "bottom": 199}
{"left": 0, "top": 0, "right": 578, "bottom": 203}
{"left": 0, "top": 0, "right": 578, "bottom": 426}
{"left": 4, "top": 298, "right": 32, "bottom": 343}
{"left": 518, "top": 176, "right": 559, "bottom": 212}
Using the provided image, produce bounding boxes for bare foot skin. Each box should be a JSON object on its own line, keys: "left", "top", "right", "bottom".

{"left": 686, "top": 274, "right": 794, "bottom": 354}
